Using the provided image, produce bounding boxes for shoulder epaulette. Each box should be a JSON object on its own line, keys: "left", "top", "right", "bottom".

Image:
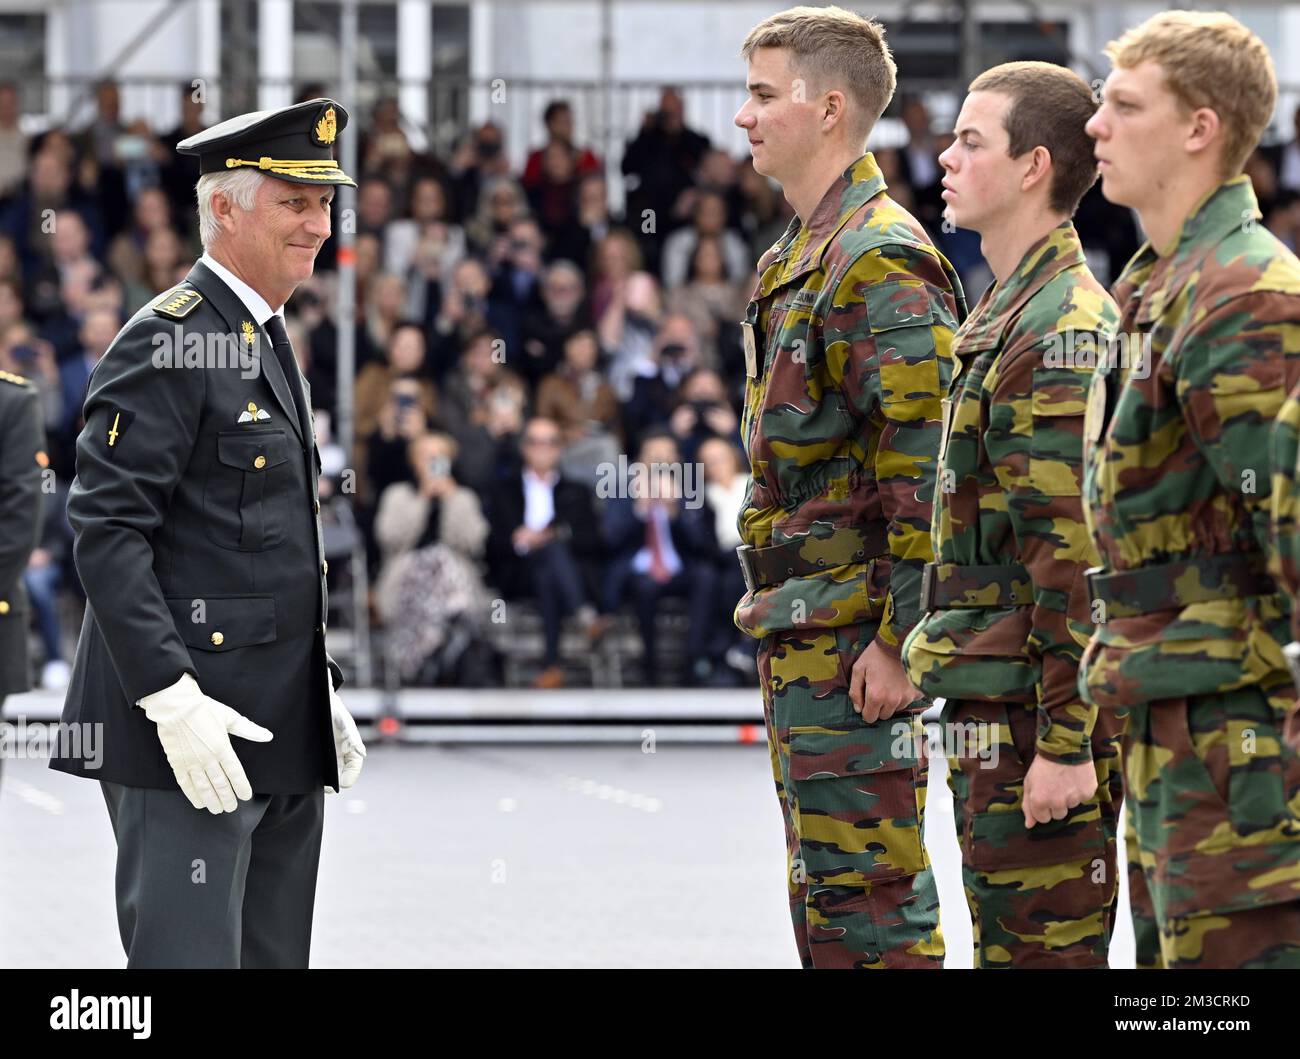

{"left": 0, "top": 369, "right": 29, "bottom": 386}
{"left": 152, "top": 287, "right": 204, "bottom": 320}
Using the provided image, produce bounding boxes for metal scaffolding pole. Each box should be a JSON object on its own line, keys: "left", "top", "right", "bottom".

{"left": 337, "top": 0, "right": 358, "bottom": 467}
{"left": 959, "top": 0, "right": 981, "bottom": 88}
{"left": 600, "top": 0, "right": 616, "bottom": 212}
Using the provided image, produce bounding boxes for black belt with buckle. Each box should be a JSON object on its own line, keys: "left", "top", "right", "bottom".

{"left": 919, "top": 562, "right": 1033, "bottom": 611}
{"left": 1083, "top": 553, "right": 1276, "bottom": 618}
{"left": 735, "top": 525, "right": 888, "bottom": 593}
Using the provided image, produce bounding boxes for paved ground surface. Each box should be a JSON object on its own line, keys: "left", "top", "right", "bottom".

{"left": 0, "top": 740, "right": 1136, "bottom": 968}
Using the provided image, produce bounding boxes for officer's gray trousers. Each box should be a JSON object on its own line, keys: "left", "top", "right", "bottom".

{"left": 100, "top": 780, "right": 325, "bottom": 968}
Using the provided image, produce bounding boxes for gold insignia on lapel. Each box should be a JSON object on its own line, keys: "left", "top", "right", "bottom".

{"left": 237, "top": 400, "right": 271, "bottom": 424}
{"left": 152, "top": 288, "right": 203, "bottom": 319}
{"left": 241, "top": 320, "right": 256, "bottom": 346}
{"left": 314, "top": 106, "right": 337, "bottom": 146}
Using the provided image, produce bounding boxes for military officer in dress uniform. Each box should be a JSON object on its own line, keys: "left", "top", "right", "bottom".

{"left": 0, "top": 367, "right": 44, "bottom": 789}
{"left": 51, "top": 99, "right": 366, "bottom": 968}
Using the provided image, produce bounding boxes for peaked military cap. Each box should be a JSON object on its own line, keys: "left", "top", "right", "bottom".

{"left": 176, "top": 98, "right": 357, "bottom": 187}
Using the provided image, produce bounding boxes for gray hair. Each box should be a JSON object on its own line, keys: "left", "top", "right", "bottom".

{"left": 195, "top": 169, "right": 266, "bottom": 250}
{"left": 544, "top": 259, "right": 585, "bottom": 290}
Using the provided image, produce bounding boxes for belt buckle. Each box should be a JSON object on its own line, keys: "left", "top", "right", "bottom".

{"left": 1284, "top": 642, "right": 1300, "bottom": 689}
{"left": 1083, "top": 566, "right": 1104, "bottom": 611}
{"left": 919, "top": 563, "right": 936, "bottom": 613}
{"left": 736, "top": 544, "right": 757, "bottom": 594}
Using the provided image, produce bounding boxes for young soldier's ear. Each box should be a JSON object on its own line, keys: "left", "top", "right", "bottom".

{"left": 823, "top": 90, "right": 845, "bottom": 130}
{"left": 1021, "top": 145, "right": 1053, "bottom": 195}
{"left": 1186, "top": 107, "right": 1223, "bottom": 158}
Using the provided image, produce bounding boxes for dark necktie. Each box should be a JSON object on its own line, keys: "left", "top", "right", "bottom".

{"left": 263, "top": 314, "right": 312, "bottom": 446}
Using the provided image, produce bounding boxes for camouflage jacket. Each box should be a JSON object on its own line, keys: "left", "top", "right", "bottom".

{"left": 902, "top": 222, "right": 1119, "bottom": 763}
{"left": 1273, "top": 388, "right": 1300, "bottom": 645}
{"left": 734, "top": 152, "right": 966, "bottom": 654}
{"left": 1080, "top": 176, "right": 1300, "bottom": 709}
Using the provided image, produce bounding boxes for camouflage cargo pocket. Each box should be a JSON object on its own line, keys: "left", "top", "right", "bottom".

{"left": 780, "top": 625, "right": 930, "bottom": 884}
{"left": 1132, "top": 690, "right": 1300, "bottom": 919}
{"left": 1028, "top": 367, "right": 1088, "bottom": 497}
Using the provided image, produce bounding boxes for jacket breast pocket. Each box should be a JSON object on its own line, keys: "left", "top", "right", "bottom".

{"left": 204, "top": 429, "right": 292, "bottom": 551}
{"left": 1028, "top": 367, "right": 1088, "bottom": 496}
{"left": 864, "top": 280, "right": 942, "bottom": 421}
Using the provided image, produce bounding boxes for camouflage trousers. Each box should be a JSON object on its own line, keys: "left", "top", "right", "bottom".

{"left": 1121, "top": 684, "right": 1300, "bottom": 968}
{"left": 757, "top": 623, "right": 944, "bottom": 968}
{"left": 1124, "top": 796, "right": 1162, "bottom": 969}
{"left": 940, "top": 698, "right": 1123, "bottom": 967}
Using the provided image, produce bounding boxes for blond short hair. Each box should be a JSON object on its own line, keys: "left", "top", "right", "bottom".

{"left": 1104, "top": 10, "right": 1276, "bottom": 178}
{"left": 741, "top": 5, "right": 896, "bottom": 142}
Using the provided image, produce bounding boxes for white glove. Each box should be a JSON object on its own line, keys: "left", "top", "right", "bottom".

{"left": 138, "top": 673, "right": 274, "bottom": 814}
{"left": 327, "top": 671, "right": 366, "bottom": 792}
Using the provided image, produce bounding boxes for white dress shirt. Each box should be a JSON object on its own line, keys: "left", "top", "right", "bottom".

{"left": 201, "top": 251, "right": 283, "bottom": 327}
{"left": 522, "top": 468, "right": 559, "bottom": 532}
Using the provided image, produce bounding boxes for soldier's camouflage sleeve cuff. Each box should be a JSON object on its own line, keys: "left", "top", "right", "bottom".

{"left": 873, "top": 623, "right": 904, "bottom": 660}
{"left": 1034, "top": 703, "right": 1094, "bottom": 765}
{"left": 873, "top": 590, "right": 909, "bottom": 660}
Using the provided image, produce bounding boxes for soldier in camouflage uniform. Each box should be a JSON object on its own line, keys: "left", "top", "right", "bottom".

{"left": 733, "top": 8, "right": 964, "bottom": 967}
{"left": 902, "top": 63, "right": 1126, "bottom": 968}
{"left": 1082, "top": 11, "right": 1300, "bottom": 968}
{"left": 1271, "top": 375, "right": 1300, "bottom": 754}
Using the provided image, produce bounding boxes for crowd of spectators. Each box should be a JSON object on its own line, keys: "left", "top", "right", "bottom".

{"left": 6, "top": 77, "right": 1299, "bottom": 689}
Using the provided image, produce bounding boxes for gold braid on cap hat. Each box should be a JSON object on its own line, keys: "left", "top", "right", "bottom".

{"left": 224, "top": 156, "right": 344, "bottom": 180}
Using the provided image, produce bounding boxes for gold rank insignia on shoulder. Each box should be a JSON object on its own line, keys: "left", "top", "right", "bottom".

{"left": 152, "top": 288, "right": 204, "bottom": 320}
{"left": 0, "top": 369, "right": 28, "bottom": 386}
{"left": 238, "top": 401, "right": 270, "bottom": 424}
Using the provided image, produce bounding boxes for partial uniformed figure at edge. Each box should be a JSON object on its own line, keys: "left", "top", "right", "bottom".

{"left": 0, "top": 368, "right": 45, "bottom": 789}
{"left": 733, "top": 7, "right": 964, "bottom": 967}
{"left": 902, "top": 62, "right": 1127, "bottom": 967}
{"left": 1082, "top": 12, "right": 1300, "bottom": 968}
{"left": 51, "top": 99, "right": 367, "bottom": 968}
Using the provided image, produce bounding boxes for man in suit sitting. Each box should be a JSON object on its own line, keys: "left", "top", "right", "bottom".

{"left": 486, "top": 416, "right": 608, "bottom": 688}
{"left": 603, "top": 430, "right": 719, "bottom": 686}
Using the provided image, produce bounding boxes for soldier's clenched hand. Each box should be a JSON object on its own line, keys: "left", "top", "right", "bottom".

{"left": 1022, "top": 754, "right": 1097, "bottom": 828}
{"left": 138, "top": 673, "right": 273, "bottom": 814}
{"left": 850, "top": 638, "right": 922, "bottom": 724}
